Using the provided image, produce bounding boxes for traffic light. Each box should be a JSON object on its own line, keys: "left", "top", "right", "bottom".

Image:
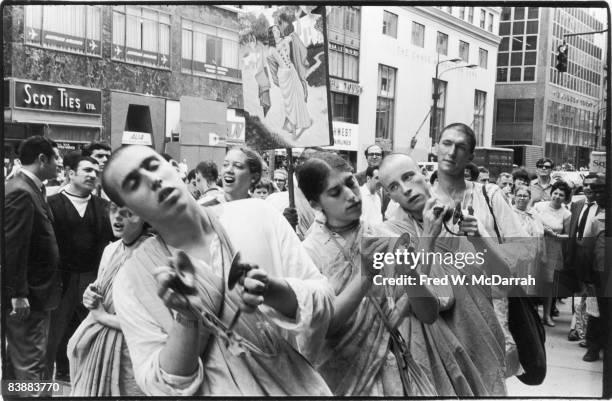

{"left": 556, "top": 44, "right": 568, "bottom": 73}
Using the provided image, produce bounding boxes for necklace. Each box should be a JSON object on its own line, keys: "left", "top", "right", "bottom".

{"left": 325, "top": 219, "right": 360, "bottom": 235}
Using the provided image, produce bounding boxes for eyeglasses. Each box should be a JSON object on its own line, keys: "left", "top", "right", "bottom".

{"left": 515, "top": 194, "right": 530, "bottom": 199}
{"left": 367, "top": 153, "right": 383, "bottom": 157}
{"left": 537, "top": 165, "right": 552, "bottom": 170}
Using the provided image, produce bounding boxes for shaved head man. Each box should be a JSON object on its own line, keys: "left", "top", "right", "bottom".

{"left": 379, "top": 153, "right": 431, "bottom": 220}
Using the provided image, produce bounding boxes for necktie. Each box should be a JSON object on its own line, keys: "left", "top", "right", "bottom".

{"left": 41, "top": 184, "right": 47, "bottom": 202}
{"left": 576, "top": 202, "right": 593, "bottom": 240}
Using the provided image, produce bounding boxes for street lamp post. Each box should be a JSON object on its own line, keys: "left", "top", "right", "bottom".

{"left": 430, "top": 57, "right": 461, "bottom": 151}
{"left": 429, "top": 56, "right": 478, "bottom": 159}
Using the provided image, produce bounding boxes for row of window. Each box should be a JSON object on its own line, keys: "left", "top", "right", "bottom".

{"left": 383, "top": 11, "right": 489, "bottom": 68}
{"left": 496, "top": 99, "right": 535, "bottom": 123}
{"left": 374, "top": 64, "right": 487, "bottom": 144}
{"left": 555, "top": 8, "right": 605, "bottom": 38}
{"left": 328, "top": 6, "right": 360, "bottom": 35}
{"left": 549, "top": 68, "right": 601, "bottom": 99}
{"left": 553, "top": 21, "right": 603, "bottom": 60}
{"left": 501, "top": 7, "right": 539, "bottom": 21}
{"left": 328, "top": 43, "right": 359, "bottom": 81}
{"left": 439, "top": 6, "right": 496, "bottom": 33}
{"left": 25, "top": 5, "right": 240, "bottom": 78}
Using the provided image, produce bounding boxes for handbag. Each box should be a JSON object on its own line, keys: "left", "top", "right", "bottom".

{"left": 481, "top": 184, "right": 547, "bottom": 385}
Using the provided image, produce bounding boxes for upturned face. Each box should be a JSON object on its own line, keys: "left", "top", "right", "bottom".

{"left": 380, "top": 155, "right": 430, "bottom": 214}
{"left": 104, "top": 146, "right": 192, "bottom": 225}
{"left": 550, "top": 188, "right": 566, "bottom": 207}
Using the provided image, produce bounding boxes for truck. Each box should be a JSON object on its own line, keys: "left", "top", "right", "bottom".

{"left": 472, "top": 147, "right": 514, "bottom": 181}
{"left": 499, "top": 145, "right": 544, "bottom": 174}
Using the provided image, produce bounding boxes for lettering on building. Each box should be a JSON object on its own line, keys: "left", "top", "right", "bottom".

{"left": 551, "top": 90, "right": 595, "bottom": 108}
{"left": 13, "top": 81, "right": 101, "bottom": 115}
{"left": 330, "top": 77, "right": 363, "bottom": 96}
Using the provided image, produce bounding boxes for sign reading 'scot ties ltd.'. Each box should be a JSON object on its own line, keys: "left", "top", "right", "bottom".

{"left": 14, "top": 81, "right": 101, "bottom": 115}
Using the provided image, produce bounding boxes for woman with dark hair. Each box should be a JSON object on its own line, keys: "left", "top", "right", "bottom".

{"left": 532, "top": 180, "right": 571, "bottom": 326}
{"left": 266, "top": 24, "right": 312, "bottom": 139}
{"left": 298, "top": 152, "right": 440, "bottom": 396}
{"left": 221, "top": 147, "right": 263, "bottom": 202}
{"left": 68, "top": 203, "right": 149, "bottom": 395}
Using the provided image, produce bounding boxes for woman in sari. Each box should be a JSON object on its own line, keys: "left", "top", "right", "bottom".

{"left": 298, "top": 152, "right": 442, "bottom": 396}
{"left": 67, "top": 202, "right": 148, "bottom": 396}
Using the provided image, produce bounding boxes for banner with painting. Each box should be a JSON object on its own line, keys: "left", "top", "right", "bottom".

{"left": 239, "top": 5, "right": 332, "bottom": 149}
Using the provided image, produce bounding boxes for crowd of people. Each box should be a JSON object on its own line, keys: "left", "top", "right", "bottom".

{"left": 3, "top": 122, "right": 607, "bottom": 396}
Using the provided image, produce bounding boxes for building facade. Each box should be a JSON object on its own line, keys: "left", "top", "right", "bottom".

{"left": 324, "top": 6, "right": 362, "bottom": 167}
{"left": 357, "top": 5, "right": 501, "bottom": 167}
{"left": 4, "top": 4, "right": 245, "bottom": 168}
{"left": 493, "top": 6, "right": 606, "bottom": 168}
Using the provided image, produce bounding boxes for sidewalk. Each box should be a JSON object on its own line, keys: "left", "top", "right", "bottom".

{"left": 506, "top": 299, "right": 604, "bottom": 397}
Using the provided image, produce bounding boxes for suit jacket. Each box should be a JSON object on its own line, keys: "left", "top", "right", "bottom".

{"left": 563, "top": 199, "right": 584, "bottom": 271}
{"left": 4, "top": 171, "right": 61, "bottom": 311}
{"left": 48, "top": 192, "right": 114, "bottom": 274}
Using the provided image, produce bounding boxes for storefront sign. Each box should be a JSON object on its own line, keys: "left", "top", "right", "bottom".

{"left": 590, "top": 151, "right": 606, "bottom": 173}
{"left": 329, "top": 78, "right": 362, "bottom": 96}
{"left": 326, "top": 121, "right": 358, "bottom": 151}
{"left": 14, "top": 81, "right": 101, "bottom": 115}
{"left": 551, "top": 90, "right": 595, "bottom": 108}
{"left": 122, "top": 131, "right": 152, "bottom": 146}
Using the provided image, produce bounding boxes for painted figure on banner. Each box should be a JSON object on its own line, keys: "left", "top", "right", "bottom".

{"left": 239, "top": 5, "right": 331, "bottom": 149}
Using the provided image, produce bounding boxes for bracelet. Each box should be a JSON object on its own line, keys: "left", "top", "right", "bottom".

{"left": 175, "top": 312, "right": 199, "bottom": 328}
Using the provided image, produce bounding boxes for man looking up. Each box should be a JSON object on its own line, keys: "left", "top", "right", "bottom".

{"left": 99, "top": 145, "right": 333, "bottom": 395}
{"left": 45, "top": 155, "right": 114, "bottom": 381}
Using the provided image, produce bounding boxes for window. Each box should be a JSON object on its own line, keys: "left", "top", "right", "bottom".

{"left": 411, "top": 22, "right": 425, "bottom": 47}
{"left": 474, "top": 90, "right": 486, "bottom": 145}
{"left": 331, "top": 93, "right": 359, "bottom": 123}
{"left": 497, "top": 6, "right": 539, "bottom": 83}
{"left": 25, "top": 5, "right": 101, "bottom": 56}
{"left": 468, "top": 7, "right": 474, "bottom": 23}
{"left": 343, "top": 7, "right": 360, "bottom": 33}
{"left": 437, "top": 32, "right": 448, "bottom": 55}
{"left": 329, "top": 43, "right": 359, "bottom": 81}
{"left": 496, "top": 99, "right": 534, "bottom": 123}
{"left": 459, "top": 40, "right": 469, "bottom": 62}
{"left": 488, "top": 13, "right": 494, "bottom": 32}
{"left": 382, "top": 11, "right": 398, "bottom": 38}
{"left": 459, "top": 7, "right": 466, "bottom": 19}
{"left": 430, "top": 79, "right": 447, "bottom": 141}
{"left": 501, "top": 7, "right": 511, "bottom": 20}
{"left": 181, "top": 19, "right": 240, "bottom": 80}
{"left": 479, "top": 48, "right": 488, "bottom": 68}
{"left": 480, "top": 9, "right": 486, "bottom": 29}
{"left": 376, "top": 65, "right": 396, "bottom": 141}
{"left": 113, "top": 6, "right": 170, "bottom": 68}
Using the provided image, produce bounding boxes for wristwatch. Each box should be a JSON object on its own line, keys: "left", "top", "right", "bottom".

{"left": 175, "top": 312, "right": 199, "bottom": 328}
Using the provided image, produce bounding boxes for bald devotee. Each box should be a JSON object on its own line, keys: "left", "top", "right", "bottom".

{"left": 100, "top": 145, "right": 333, "bottom": 396}
{"left": 379, "top": 152, "right": 514, "bottom": 396}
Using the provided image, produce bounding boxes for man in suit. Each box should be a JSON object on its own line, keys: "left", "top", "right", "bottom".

{"left": 4, "top": 136, "right": 61, "bottom": 391}
{"left": 45, "top": 154, "right": 114, "bottom": 380}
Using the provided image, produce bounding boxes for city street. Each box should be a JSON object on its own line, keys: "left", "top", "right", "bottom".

{"left": 506, "top": 300, "right": 604, "bottom": 398}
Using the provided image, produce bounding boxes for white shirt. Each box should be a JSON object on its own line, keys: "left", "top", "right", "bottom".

{"left": 60, "top": 189, "right": 91, "bottom": 217}
{"left": 359, "top": 184, "right": 382, "bottom": 226}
